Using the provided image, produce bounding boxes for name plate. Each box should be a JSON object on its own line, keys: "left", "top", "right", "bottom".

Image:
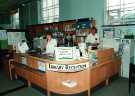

{"left": 47, "top": 62, "right": 89, "bottom": 72}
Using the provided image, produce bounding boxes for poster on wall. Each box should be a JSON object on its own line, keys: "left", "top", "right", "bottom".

{"left": 7, "top": 32, "right": 26, "bottom": 45}
{"left": 103, "top": 28, "right": 115, "bottom": 38}
{"left": 38, "top": 61, "right": 46, "bottom": 72}
{"left": 0, "top": 30, "right": 8, "bottom": 49}
{"left": 0, "top": 30, "right": 7, "bottom": 40}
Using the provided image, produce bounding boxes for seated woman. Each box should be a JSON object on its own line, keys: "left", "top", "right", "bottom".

{"left": 44, "top": 32, "right": 57, "bottom": 56}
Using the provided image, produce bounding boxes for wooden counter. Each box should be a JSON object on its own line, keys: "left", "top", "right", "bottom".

{"left": 90, "top": 56, "right": 121, "bottom": 88}
{"left": 11, "top": 48, "right": 121, "bottom": 96}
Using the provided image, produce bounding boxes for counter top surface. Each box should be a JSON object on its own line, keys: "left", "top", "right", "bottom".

{"left": 27, "top": 53, "right": 89, "bottom": 64}
{"left": 15, "top": 47, "right": 120, "bottom": 65}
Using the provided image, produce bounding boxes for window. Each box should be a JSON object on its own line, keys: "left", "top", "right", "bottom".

{"left": 105, "top": 0, "right": 135, "bottom": 25}
{"left": 11, "top": 10, "right": 20, "bottom": 28}
{"left": 40, "top": 0, "right": 59, "bottom": 23}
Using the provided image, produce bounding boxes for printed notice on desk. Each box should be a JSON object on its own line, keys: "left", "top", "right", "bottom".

{"left": 38, "top": 61, "right": 46, "bottom": 72}
{"left": 21, "top": 57, "right": 27, "bottom": 65}
{"left": 55, "top": 47, "right": 74, "bottom": 61}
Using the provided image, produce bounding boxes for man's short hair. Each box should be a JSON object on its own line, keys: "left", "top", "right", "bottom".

{"left": 91, "top": 27, "right": 97, "bottom": 33}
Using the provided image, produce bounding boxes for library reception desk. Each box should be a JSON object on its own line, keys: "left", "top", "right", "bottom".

{"left": 9, "top": 48, "right": 121, "bottom": 96}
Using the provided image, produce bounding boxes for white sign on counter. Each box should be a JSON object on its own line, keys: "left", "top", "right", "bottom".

{"left": 38, "top": 61, "right": 46, "bottom": 72}
{"left": 55, "top": 47, "right": 74, "bottom": 61}
{"left": 47, "top": 62, "right": 89, "bottom": 72}
{"left": 21, "top": 57, "right": 27, "bottom": 65}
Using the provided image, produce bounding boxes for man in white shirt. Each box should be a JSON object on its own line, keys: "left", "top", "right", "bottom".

{"left": 85, "top": 27, "right": 99, "bottom": 50}
{"left": 44, "top": 32, "right": 57, "bottom": 55}
{"left": 85, "top": 27, "right": 99, "bottom": 44}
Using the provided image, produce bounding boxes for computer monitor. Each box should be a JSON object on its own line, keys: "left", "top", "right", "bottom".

{"left": 33, "top": 37, "right": 45, "bottom": 50}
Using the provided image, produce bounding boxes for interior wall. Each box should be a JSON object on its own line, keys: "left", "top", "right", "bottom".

{"left": 0, "top": 14, "right": 11, "bottom": 24}
{"left": 19, "top": 0, "right": 39, "bottom": 29}
{"left": 0, "top": 24, "right": 11, "bottom": 29}
{"left": 59, "top": 0, "right": 104, "bottom": 26}
{"left": 0, "top": 14, "right": 11, "bottom": 29}
{"left": 59, "top": 0, "right": 71, "bottom": 21}
{"left": 1, "top": 0, "right": 105, "bottom": 29}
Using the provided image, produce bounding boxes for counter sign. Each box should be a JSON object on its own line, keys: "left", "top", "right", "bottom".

{"left": 55, "top": 47, "right": 74, "bottom": 61}
{"left": 47, "top": 62, "right": 89, "bottom": 72}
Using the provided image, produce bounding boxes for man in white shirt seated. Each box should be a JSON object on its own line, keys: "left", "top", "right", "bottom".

{"left": 44, "top": 32, "right": 57, "bottom": 56}
{"left": 85, "top": 27, "right": 99, "bottom": 49}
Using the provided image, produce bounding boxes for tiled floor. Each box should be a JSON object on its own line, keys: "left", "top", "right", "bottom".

{"left": 3, "top": 88, "right": 45, "bottom": 96}
{"left": 0, "top": 72, "right": 24, "bottom": 94}
{"left": 0, "top": 71, "right": 132, "bottom": 96}
{"left": 130, "top": 84, "right": 135, "bottom": 96}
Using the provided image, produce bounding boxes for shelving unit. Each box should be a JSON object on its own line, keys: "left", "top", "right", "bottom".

{"left": 75, "top": 18, "right": 91, "bottom": 43}
{"left": 26, "top": 18, "right": 94, "bottom": 47}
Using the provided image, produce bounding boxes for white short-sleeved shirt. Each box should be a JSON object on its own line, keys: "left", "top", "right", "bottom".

{"left": 45, "top": 39, "right": 57, "bottom": 54}
{"left": 85, "top": 33, "right": 99, "bottom": 44}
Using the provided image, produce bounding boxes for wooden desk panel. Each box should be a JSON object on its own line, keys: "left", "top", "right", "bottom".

{"left": 14, "top": 64, "right": 47, "bottom": 89}
{"left": 27, "top": 70, "right": 46, "bottom": 89}
{"left": 27, "top": 55, "right": 38, "bottom": 69}
{"left": 91, "top": 63, "right": 108, "bottom": 88}
{"left": 15, "top": 66, "right": 28, "bottom": 79}
{"left": 113, "top": 57, "right": 121, "bottom": 75}
{"left": 46, "top": 69, "right": 90, "bottom": 94}
{"left": 90, "top": 57, "right": 121, "bottom": 88}
{"left": 13, "top": 53, "right": 20, "bottom": 63}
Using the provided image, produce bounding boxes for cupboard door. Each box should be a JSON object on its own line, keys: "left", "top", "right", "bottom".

{"left": 107, "top": 60, "right": 115, "bottom": 78}
{"left": 98, "top": 64, "right": 107, "bottom": 83}
{"left": 14, "top": 53, "right": 20, "bottom": 63}
{"left": 15, "top": 66, "right": 27, "bottom": 79}
{"left": 91, "top": 68, "right": 99, "bottom": 88}
{"left": 106, "top": 58, "right": 121, "bottom": 78}
{"left": 27, "top": 70, "right": 46, "bottom": 89}
{"left": 114, "top": 57, "right": 121, "bottom": 75}
{"left": 91, "top": 64, "right": 107, "bottom": 88}
{"left": 27, "top": 56, "right": 38, "bottom": 69}
{"left": 3, "top": 59, "right": 10, "bottom": 79}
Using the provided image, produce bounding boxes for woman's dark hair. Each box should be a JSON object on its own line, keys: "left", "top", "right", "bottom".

{"left": 46, "top": 32, "right": 53, "bottom": 37}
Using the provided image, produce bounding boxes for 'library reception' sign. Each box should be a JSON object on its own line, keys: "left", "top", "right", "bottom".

{"left": 47, "top": 62, "right": 89, "bottom": 72}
